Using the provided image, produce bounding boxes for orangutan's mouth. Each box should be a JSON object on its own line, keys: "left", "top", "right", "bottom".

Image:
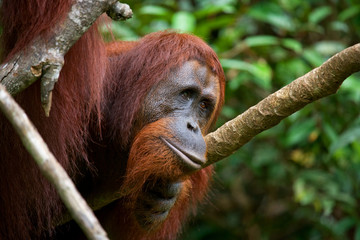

{"left": 160, "top": 137, "right": 206, "bottom": 170}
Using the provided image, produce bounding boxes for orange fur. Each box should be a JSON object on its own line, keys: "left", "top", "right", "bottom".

{"left": 0, "top": 1, "right": 224, "bottom": 238}
{"left": 0, "top": 1, "right": 105, "bottom": 238}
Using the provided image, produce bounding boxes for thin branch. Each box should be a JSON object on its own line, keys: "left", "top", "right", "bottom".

{"left": 0, "top": 0, "right": 132, "bottom": 116}
{"left": 205, "top": 43, "right": 360, "bottom": 166}
{"left": 0, "top": 84, "right": 109, "bottom": 240}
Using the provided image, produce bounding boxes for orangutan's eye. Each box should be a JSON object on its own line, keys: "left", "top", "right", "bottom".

{"left": 199, "top": 101, "right": 207, "bottom": 110}
{"left": 180, "top": 89, "right": 194, "bottom": 101}
{"left": 199, "top": 99, "right": 215, "bottom": 116}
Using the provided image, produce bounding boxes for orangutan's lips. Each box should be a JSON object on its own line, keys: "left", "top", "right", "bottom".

{"left": 160, "top": 137, "right": 205, "bottom": 170}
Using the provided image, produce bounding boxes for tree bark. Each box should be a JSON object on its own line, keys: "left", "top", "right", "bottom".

{"left": 205, "top": 43, "right": 360, "bottom": 166}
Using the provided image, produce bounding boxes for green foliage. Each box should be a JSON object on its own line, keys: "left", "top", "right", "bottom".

{"left": 105, "top": 0, "right": 360, "bottom": 239}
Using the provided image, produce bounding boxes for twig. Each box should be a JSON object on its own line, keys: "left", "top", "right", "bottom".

{"left": 0, "top": 84, "right": 109, "bottom": 240}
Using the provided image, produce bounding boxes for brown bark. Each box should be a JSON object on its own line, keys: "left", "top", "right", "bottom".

{"left": 205, "top": 43, "right": 360, "bottom": 166}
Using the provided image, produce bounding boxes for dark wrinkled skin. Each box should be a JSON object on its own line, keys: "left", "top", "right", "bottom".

{"left": 135, "top": 181, "right": 182, "bottom": 228}
{"left": 134, "top": 60, "right": 220, "bottom": 228}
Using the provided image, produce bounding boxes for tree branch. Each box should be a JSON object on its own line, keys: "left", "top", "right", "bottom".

{"left": 0, "top": 0, "right": 132, "bottom": 116}
{"left": 0, "top": 84, "right": 108, "bottom": 240}
{"left": 205, "top": 43, "right": 360, "bottom": 166}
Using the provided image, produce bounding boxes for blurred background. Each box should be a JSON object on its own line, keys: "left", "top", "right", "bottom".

{"left": 102, "top": 0, "right": 360, "bottom": 239}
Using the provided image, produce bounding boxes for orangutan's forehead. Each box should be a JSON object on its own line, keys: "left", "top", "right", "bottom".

{"left": 167, "top": 60, "right": 218, "bottom": 92}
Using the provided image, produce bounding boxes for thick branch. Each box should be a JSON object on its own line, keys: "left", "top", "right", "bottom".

{"left": 0, "top": 84, "right": 108, "bottom": 240}
{"left": 0, "top": 0, "right": 132, "bottom": 116}
{"left": 205, "top": 43, "right": 360, "bottom": 166}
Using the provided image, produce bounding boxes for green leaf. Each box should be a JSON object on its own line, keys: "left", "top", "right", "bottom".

{"left": 332, "top": 193, "right": 356, "bottom": 206}
{"left": 139, "top": 5, "right": 171, "bottom": 17}
{"left": 148, "top": 20, "right": 171, "bottom": 32}
{"left": 281, "top": 39, "right": 303, "bottom": 53}
{"left": 171, "top": 11, "right": 196, "bottom": 32}
{"left": 334, "top": 217, "right": 355, "bottom": 236}
{"left": 294, "top": 179, "right": 316, "bottom": 205}
{"left": 309, "top": 6, "right": 332, "bottom": 24}
{"left": 329, "top": 125, "right": 360, "bottom": 155}
{"left": 284, "top": 119, "right": 316, "bottom": 147}
{"left": 323, "top": 122, "right": 338, "bottom": 143}
{"left": 244, "top": 35, "right": 279, "bottom": 47}
{"left": 314, "top": 41, "right": 346, "bottom": 56}
{"left": 299, "top": 169, "right": 330, "bottom": 184}
{"left": 341, "top": 74, "right": 360, "bottom": 103}
{"left": 275, "top": 59, "right": 310, "bottom": 84}
{"left": 221, "top": 105, "right": 238, "bottom": 119}
{"left": 220, "top": 59, "right": 272, "bottom": 90}
{"left": 303, "top": 49, "right": 324, "bottom": 67}
{"left": 331, "top": 21, "right": 350, "bottom": 33}
{"left": 355, "top": 224, "right": 360, "bottom": 240}
{"left": 251, "top": 61, "right": 272, "bottom": 90}
{"left": 228, "top": 74, "right": 247, "bottom": 91}
{"left": 194, "top": 4, "right": 236, "bottom": 19}
{"left": 339, "top": 5, "right": 360, "bottom": 21}
{"left": 247, "top": 2, "right": 295, "bottom": 31}
{"left": 322, "top": 199, "right": 335, "bottom": 216}
{"left": 108, "top": 22, "right": 138, "bottom": 40}
{"left": 220, "top": 59, "right": 253, "bottom": 71}
{"left": 195, "top": 15, "right": 235, "bottom": 37}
